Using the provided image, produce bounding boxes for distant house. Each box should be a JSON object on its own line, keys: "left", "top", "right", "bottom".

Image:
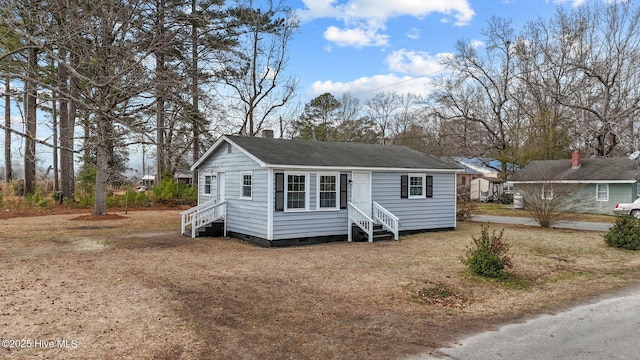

{"left": 141, "top": 174, "right": 156, "bottom": 189}
{"left": 173, "top": 171, "right": 193, "bottom": 186}
{"left": 454, "top": 157, "right": 503, "bottom": 178}
{"left": 509, "top": 151, "right": 640, "bottom": 214}
{"left": 452, "top": 157, "right": 517, "bottom": 201}
{"left": 180, "top": 135, "right": 462, "bottom": 247}
{"left": 470, "top": 177, "right": 506, "bottom": 202}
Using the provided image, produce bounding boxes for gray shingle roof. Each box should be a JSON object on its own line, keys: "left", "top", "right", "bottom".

{"left": 223, "top": 135, "right": 461, "bottom": 170}
{"left": 510, "top": 157, "right": 640, "bottom": 182}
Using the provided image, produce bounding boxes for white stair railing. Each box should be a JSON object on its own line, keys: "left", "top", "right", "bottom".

{"left": 180, "top": 200, "right": 227, "bottom": 238}
{"left": 373, "top": 201, "right": 399, "bottom": 240}
{"left": 348, "top": 202, "right": 374, "bottom": 242}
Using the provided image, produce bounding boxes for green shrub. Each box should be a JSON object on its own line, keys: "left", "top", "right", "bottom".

{"left": 25, "top": 189, "right": 52, "bottom": 209}
{"left": 106, "top": 189, "right": 152, "bottom": 208}
{"left": 462, "top": 225, "right": 512, "bottom": 278}
{"left": 76, "top": 194, "right": 94, "bottom": 208}
{"left": 604, "top": 216, "right": 640, "bottom": 250}
{"left": 152, "top": 174, "right": 196, "bottom": 205}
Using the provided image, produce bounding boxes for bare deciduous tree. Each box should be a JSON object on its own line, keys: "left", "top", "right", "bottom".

{"left": 518, "top": 181, "right": 583, "bottom": 227}
{"left": 432, "top": 17, "right": 520, "bottom": 176}
{"left": 218, "top": 0, "right": 299, "bottom": 136}
{"left": 365, "top": 91, "right": 401, "bottom": 144}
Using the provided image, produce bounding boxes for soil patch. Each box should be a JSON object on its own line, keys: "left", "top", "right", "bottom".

{"left": 69, "top": 213, "right": 127, "bottom": 221}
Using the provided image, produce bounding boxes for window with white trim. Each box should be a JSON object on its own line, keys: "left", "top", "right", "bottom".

{"left": 409, "top": 174, "right": 426, "bottom": 198}
{"left": 317, "top": 173, "right": 339, "bottom": 210}
{"left": 596, "top": 183, "right": 609, "bottom": 201}
{"left": 204, "top": 174, "right": 213, "bottom": 195}
{"left": 286, "top": 173, "right": 307, "bottom": 210}
{"left": 241, "top": 172, "right": 252, "bottom": 199}
{"left": 542, "top": 185, "right": 553, "bottom": 200}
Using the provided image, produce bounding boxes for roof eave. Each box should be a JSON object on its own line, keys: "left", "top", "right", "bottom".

{"left": 191, "top": 135, "right": 268, "bottom": 171}
{"left": 510, "top": 179, "right": 637, "bottom": 184}
{"left": 262, "top": 164, "right": 463, "bottom": 172}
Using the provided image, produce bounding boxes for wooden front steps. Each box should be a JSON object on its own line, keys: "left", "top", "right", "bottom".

{"left": 183, "top": 220, "right": 225, "bottom": 238}
{"left": 351, "top": 224, "right": 394, "bottom": 242}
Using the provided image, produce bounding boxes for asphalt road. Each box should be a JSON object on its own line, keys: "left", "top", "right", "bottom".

{"left": 471, "top": 214, "right": 613, "bottom": 232}
{"left": 411, "top": 285, "right": 640, "bottom": 360}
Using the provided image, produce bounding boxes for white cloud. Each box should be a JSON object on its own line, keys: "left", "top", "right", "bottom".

{"left": 308, "top": 73, "right": 435, "bottom": 99}
{"left": 298, "top": 0, "right": 475, "bottom": 48}
{"left": 10, "top": 115, "right": 22, "bottom": 126}
{"left": 301, "top": 0, "right": 475, "bottom": 25}
{"left": 550, "top": 0, "right": 586, "bottom": 6}
{"left": 406, "top": 28, "right": 420, "bottom": 40}
{"left": 385, "top": 49, "right": 450, "bottom": 76}
{"left": 324, "top": 23, "right": 390, "bottom": 47}
{"left": 470, "top": 39, "right": 484, "bottom": 49}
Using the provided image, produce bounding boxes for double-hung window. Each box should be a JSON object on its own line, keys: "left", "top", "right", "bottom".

{"left": 241, "top": 172, "right": 252, "bottom": 200}
{"left": 401, "top": 174, "right": 433, "bottom": 199}
{"left": 596, "top": 183, "right": 609, "bottom": 201}
{"left": 318, "top": 173, "right": 339, "bottom": 210}
{"left": 204, "top": 174, "right": 213, "bottom": 195}
{"left": 542, "top": 185, "right": 554, "bottom": 200}
{"left": 409, "top": 174, "right": 426, "bottom": 198}
{"left": 286, "top": 174, "right": 307, "bottom": 210}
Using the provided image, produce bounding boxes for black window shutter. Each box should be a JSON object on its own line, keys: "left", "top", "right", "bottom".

{"left": 426, "top": 175, "right": 433, "bottom": 198}
{"left": 400, "top": 175, "right": 408, "bottom": 199}
{"left": 340, "top": 174, "right": 348, "bottom": 209}
{"left": 275, "top": 173, "right": 284, "bottom": 211}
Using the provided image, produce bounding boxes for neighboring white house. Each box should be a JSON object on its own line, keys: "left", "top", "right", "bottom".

{"left": 181, "top": 135, "right": 463, "bottom": 247}
{"left": 470, "top": 177, "right": 505, "bottom": 202}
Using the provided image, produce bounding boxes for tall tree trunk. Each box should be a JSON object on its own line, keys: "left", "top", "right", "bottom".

{"left": 52, "top": 93, "right": 58, "bottom": 192}
{"left": 190, "top": 0, "right": 199, "bottom": 187}
{"left": 59, "top": 47, "right": 75, "bottom": 201}
{"left": 4, "top": 76, "right": 12, "bottom": 182}
{"left": 156, "top": 57, "right": 166, "bottom": 183}
{"left": 155, "top": 0, "right": 166, "bottom": 183}
{"left": 93, "top": 117, "right": 109, "bottom": 215}
{"left": 51, "top": 55, "right": 59, "bottom": 193}
{"left": 24, "top": 47, "right": 38, "bottom": 195}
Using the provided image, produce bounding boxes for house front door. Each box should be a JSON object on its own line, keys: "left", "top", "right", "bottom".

{"left": 217, "top": 172, "right": 226, "bottom": 203}
{"left": 351, "top": 172, "right": 371, "bottom": 217}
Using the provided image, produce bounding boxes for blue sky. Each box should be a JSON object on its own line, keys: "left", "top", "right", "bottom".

{"left": 0, "top": 0, "right": 597, "bottom": 178}
{"left": 286, "top": 0, "right": 581, "bottom": 103}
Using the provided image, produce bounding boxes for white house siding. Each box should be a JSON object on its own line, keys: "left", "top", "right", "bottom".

{"left": 198, "top": 142, "right": 269, "bottom": 238}
{"left": 372, "top": 172, "right": 456, "bottom": 231}
{"left": 272, "top": 171, "right": 349, "bottom": 240}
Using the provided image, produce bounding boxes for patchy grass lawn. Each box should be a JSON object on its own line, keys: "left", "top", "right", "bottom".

{"left": 1, "top": 210, "right": 639, "bottom": 359}
{"left": 473, "top": 202, "right": 616, "bottom": 223}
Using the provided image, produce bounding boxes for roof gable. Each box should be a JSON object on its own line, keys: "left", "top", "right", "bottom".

{"left": 510, "top": 157, "right": 640, "bottom": 182}
{"left": 193, "top": 135, "right": 461, "bottom": 171}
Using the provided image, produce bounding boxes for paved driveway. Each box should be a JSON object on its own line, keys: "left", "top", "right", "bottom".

{"left": 410, "top": 285, "right": 640, "bottom": 359}
{"left": 471, "top": 214, "right": 613, "bottom": 232}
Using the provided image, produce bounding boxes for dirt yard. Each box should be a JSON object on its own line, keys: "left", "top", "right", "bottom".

{"left": 1, "top": 210, "right": 638, "bottom": 359}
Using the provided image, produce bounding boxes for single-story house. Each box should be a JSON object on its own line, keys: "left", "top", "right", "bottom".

{"left": 454, "top": 157, "right": 503, "bottom": 178}
{"left": 509, "top": 151, "right": 640, "bottom": 214}
{"left": 180, "top": 135, "right": 462, "bottom": 247}
{"left": 173, "top": 171, "right": 194, "bottom": 186}
{"left": 469, "top": 177, "right": 506, "bottom": 202}
{"left": 141, "top": 174, "right": 156, "bottom": 189}
{"left": 451, "top": 157, "right": 518, "bottom": 201}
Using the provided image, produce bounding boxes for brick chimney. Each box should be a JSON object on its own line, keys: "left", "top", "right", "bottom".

{"left": 571, "top": 150, "right": 581, "bottom": 169}
{"left": 262, "top": 129, "right": 274, "bottom": 138}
